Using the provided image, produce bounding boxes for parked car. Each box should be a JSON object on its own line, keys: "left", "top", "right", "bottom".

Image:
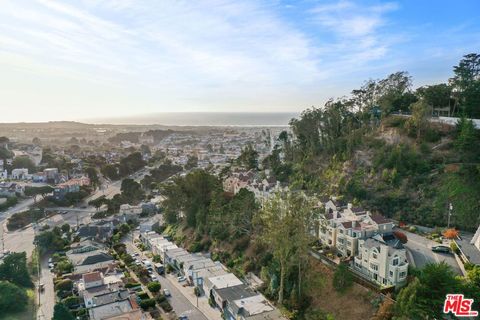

{"left": 431, "top": 245, "right": 450, "bottom": 253}
{"left": 177, "top": 276, "right": 186, "bottom": 282}
{"left": 178, "top": 315, "right": 188, "bottom": 320}
{"left": 48, "top": 257, "right": 53, "bottom": 264}
{"left": 163, "top": 289, "right": 171, "bottom": 297}
{"left": 48, "top": 263, "right": 55, "bottom": 269}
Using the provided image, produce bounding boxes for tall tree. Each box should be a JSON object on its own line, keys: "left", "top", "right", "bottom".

{"left": 256, "top": 192, "right": 317, "bottom": 305}
{"left": 0, "top": 252, "right": 32, "bottom": 287}
{"left": 450, "top": 53, "right": 480, "bottom": 117}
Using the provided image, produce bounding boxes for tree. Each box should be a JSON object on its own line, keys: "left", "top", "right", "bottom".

{"left": 409, "top": 99, "right": 431, "bottom": 139}
{"left": 185, "top": 155, "right": 198, "bottom": 169}
{"left": 53, "top": 303, "right": 74, "bottom": 320}
{"left": 238, "top": 144, "right": 258, "bottom": 170}
{"left": 0, "top": 281, "right": 28, "bottom": 313}
{"left": 11, "top": 156, "right": 36, "bottom": 172}
{"left": 467, "top": 266, "right": 480, "bottom": 287}
{"left": 85, "top": 167, "right": 99, "bottom": 188}
{"left": 101, "top": 164, "right": 119, "bottom": 180}
{"left": 24, "top": 186, "right": 54, "bottom": 203}
{"left": 120, "top": 179, "right": 145, "bottom": 204}
{"left": 0, "top": 252, "right": 32, "bottom": 287}
{"left": 416, "top": 83, "right": 452, "bottom": 112}
{"left": 61, "top": 223, "right": 70, "bottom": 233}
{"left": 147, "top": 281, "right": 161, "bottom": 293}
{"left": 393, "top": 230, "right": 408, "bottom": 244}
{"left": 332, "top": 263, "right": 353, "bottom": 293}
{"left": 394, "top": 278, "right": 424, "bottom": 319}
{"left": 455, "top": 115, "right": 477, "bottom": 156}
{"left": 450, "top": 53, "right": 480, "bottom": 117}
{"left": 442, "top": 228, "right": 459, "bottom": 239}
{"left": 256, "top": 192, "right": 317, "bottom": 305}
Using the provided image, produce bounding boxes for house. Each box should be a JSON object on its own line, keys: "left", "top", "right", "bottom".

{"left": 67, "top": 244, "right": 115, "bottom": 274}
{"left": 88, "top": 296, "right": 140, "bottom": 320}
{"left": 119, "top": 204, "right": 142, "bottom": 215}
{"left": 54, "top": 177, "right": 90, "bottom": 200}
{"left": 82, "top": 271, "right": 104, "bottom": 290}
{"left": 318, "top": 201, "right": 393, "bottom": 257}
{"left": 0, "top": 182, "right": 24, "bottom": 197}
{"left": 230, "top": 294, "right": 285, "bottom": 320}
{"left": 353, "top": 233, "right": 409, "bottom": 288}
{"left": 189, "top": 263, "right": 227, "bottom": 289}
{"left": 11, "top": 168, "right": 29, "bottom": 180}
{"left": 212, "top": 283, "right": 256, "bottom": 313}
{"left": 75, "top": 223, "right": 114, "bottom": 243}
{"left": 44, "top": 168, "right": 59, "bottom": 184}
{"left": 204, "top": 273, "right": 243, "bottom": 298}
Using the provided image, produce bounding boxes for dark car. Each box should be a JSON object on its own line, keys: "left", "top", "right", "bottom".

{"left": 431, "top": 245, "right": 450, "bottom": 253}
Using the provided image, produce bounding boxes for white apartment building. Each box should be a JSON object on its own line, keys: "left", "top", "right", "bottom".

{"left": 354, "top": 234, "right": 409, "bottom": 288}
{"left": 318, "top": 197, "right": 407, "bottom": 287}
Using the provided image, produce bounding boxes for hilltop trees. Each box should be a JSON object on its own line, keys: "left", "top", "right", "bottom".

{"left": 450, "top": 53, "right": 480, "bottom": 117}
{"left": 0, "top": 281, "right": 29, "bottom": 313}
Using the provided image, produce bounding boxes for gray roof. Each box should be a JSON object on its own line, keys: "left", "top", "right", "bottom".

{"left": 215, "top": 284, "right": 256, "bottom": 306}
{"left": 92, "top": 289, "right": 131, "bottom": 307}
{"left": 81, "top": 253, "right": 114, "bottom": 266}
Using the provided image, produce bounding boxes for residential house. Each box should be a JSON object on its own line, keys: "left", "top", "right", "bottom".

{"left": 204, "top": 273, "right": 243, "bottom": 298}
{"left": 0, "top": 182, "right": 24, "bottom": 197}
{"left": 353, "top": 233, "right": 409, "bottom": 288}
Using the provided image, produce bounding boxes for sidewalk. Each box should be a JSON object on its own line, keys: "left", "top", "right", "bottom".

{"left": 165, "top": 274, "right": 222, "bottom": 320}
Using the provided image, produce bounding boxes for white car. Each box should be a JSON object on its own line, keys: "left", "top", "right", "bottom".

{"left": 177, "top": 276, "right": 186, "bottom": 282}
{"left": 163, "top": 289, "right": 171, "bottom": 297}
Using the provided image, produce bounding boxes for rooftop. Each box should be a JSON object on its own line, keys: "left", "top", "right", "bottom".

{"left": 234, "top": 294, "right": 274, "bottom": 316}
{"left": 208, "top": 273, "right": 243, "bottom": 290}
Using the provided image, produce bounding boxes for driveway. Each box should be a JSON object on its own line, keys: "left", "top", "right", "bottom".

{"left": 398, "top": 228, "right": 462, "bottom": 274}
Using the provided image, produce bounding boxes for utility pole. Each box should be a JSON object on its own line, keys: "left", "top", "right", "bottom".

{"left": 447, "top": 203, "right": 453, "bottom": 229}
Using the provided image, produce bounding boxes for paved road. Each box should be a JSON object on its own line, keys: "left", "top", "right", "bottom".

{"left": 399, "top": 228, "right": 462, "bottom": 274}
{"left": 37, "top": 255, "right": 54, "bottom": 320}
{"left": 124, "top": 237, "right": 208, "bottom": 320}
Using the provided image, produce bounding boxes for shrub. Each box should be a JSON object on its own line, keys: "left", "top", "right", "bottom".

{"left": 147, "top": 282, "right": 161, "bottom": 293}
{"left": 139, "top": 298, "right": 156, "bottom": 310}
{"left": 156, "top": 294, "right": 167, "bottom": 303}
{"left": 442, "top": 229, "right": 459, "bottom": 239}
{"left": 450, "top": 242, "right": 460, "bottom": 254}
{"left": 55, "top": 279, "right": 73, "bottom": 292}
{"left": 0, "top": 281, "right": 28, "bottom": 313}
{"left": 333, "top": 263, "right": 353, "bottom": 293}
{"left": 125, "top": 282, "right": 141, "bottom": 288}
{"left": 137, "top": 292, "right": 149, "bottom": 300}
{"left": 159, "top": 300, "right": 172, "bottom": 312}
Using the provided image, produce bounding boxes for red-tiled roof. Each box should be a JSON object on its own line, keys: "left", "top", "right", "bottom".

{"left": 82, "top": 271, "right": 102, "bottom": 283}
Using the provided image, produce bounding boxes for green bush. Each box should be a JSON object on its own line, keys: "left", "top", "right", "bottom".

{"left": 0, "top": 281, "right": 28, "bottom": 313}
{"left": 137, "top": 292, "right": 149, "bottom": 300}
{"left": 450, "top": 242, "right": 460, "bottom": 254}
{"left": 55, "top": 279, "right": 73, "bottom": 292}
{"left": 159, "top": 300, "right": 172, "bottom": 312}
{"left": 125, "top": 281, "right": 141, "bottom": 288}
{"left": 147, "top": 281, "right": 161, "bottom": 293}
{"left": 156, "top": 294, "right": 167, "bottom": 303}
{"left": 139, "top": 298, "right": 156, "bottom": 310}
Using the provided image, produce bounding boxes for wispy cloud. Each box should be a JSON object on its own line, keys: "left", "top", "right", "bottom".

{"left": 0, "top": 0, "right": 478, "bottom": 121}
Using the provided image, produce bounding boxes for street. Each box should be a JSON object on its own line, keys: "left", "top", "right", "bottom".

{"left": 36, "top": 255, "right": 55, "bottom": 320}
{"left": 399, "top": 228, "right": 462, "bottom": 274}
{"left": 124, "top": 236, "right": 209, "bottom": 320}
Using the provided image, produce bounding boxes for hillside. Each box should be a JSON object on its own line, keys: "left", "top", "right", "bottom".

{"left": 283, "top": 115, "right": 480, "bottom": 231}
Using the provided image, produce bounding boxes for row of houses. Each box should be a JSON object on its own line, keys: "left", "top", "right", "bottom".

{"left": 140, "top": 231, "right": 287, "bottom": 320}
{"left": 64, "top": 240, "right": 151, "bottom": 320}
{"left": 317, "top": 198, "right": 409, "bottom": 288}
{"left": 53, "top": 176, "right": 91, "bottom": 200}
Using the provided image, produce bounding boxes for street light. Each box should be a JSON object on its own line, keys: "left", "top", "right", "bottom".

{"left": 447, "top": 203, "right": 453, "bottom": 229}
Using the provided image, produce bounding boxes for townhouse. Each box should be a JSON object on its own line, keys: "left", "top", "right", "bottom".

{"left": 317, "top": 197, "right": 408, "bottom": 287}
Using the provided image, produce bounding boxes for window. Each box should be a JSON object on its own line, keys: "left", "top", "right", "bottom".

{"left": 372, "top": 252, "right": 378, "bottom": 259}
{"left": 399, "top": 271, "right": 406, "bottom": 278}
{"left": 392, "top": 257, "right": 399, "bottom": 266}
{"left": 370, "top": 263, "right": 378, "bottom": 271}
{"left": 339, "top": 229, "right": 343, "bottom": 234}
{"left": 389, "top": 271, "right": 393, "bottom": 277}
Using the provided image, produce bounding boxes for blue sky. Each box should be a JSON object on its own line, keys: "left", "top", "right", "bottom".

{"left": 0, "top": 0, "right": 479, "bottom": 122}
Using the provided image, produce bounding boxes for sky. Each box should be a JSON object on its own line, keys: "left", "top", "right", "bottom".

{"left": 0, "top": 0, "right": 479, "bottom": 123}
